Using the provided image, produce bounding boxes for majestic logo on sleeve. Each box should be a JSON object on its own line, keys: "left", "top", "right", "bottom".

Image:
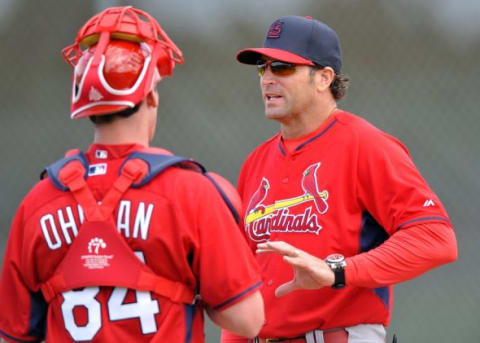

{"left": 245, "top": 162, "right": 329, "bottom": 242}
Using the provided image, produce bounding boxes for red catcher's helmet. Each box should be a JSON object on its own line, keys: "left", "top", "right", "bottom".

{"left": 62, "top": 6, "right": 184, "bottom": 119}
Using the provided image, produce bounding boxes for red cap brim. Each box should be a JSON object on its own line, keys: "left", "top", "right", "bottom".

{"left": 72, "top": 104, "right": 129, "bottom": 119}
{"left": 236, "top": 48, "right": 314, "bottom": 65}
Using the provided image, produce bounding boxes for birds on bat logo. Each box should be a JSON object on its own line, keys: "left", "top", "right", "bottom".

{"left": 244, "top": 162, "right": 328, "bottom": 242}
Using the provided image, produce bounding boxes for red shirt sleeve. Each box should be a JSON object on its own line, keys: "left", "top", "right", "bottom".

{"left": 0, "top": 203, "right": 46, "bottom": 342}
{"left": 356, "top": 130, "right": 450, "bottom": 233}
{"left": 345, "top": 222, "right": 457, "bottom": 288}
{"left": 189, "top": 174, "right": 262, "bottom": 310}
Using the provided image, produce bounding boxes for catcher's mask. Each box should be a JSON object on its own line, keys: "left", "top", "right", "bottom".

{"left": 62, "top": 6, "right": 184, "bottom": 119}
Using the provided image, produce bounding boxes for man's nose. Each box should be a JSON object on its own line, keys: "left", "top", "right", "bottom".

{"left": 260, "top": 68, "right": 276, "bottom": 86}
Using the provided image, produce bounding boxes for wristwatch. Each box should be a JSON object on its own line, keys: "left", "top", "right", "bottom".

{"left": 325, "top": 254, "right": 346, "bottom": 289}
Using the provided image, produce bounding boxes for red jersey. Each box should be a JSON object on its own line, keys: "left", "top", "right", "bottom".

{"left": 238, "top": 110, "right": 450, "bottom": 338}
{"left": 0, "top": 143, "right": 261, "bottom": 343}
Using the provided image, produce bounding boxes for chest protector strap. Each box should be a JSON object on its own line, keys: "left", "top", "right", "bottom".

{"left": 40, "top": 151, "right": 198, "bottom": 304}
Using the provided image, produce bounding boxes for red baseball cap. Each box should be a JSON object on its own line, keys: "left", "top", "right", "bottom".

{"left": 236, "top": 16, "right": 342, "bottom": 73}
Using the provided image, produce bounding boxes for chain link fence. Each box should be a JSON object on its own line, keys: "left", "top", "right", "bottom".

{"left": 0, "top": 0, "right": 479, "bottom": 342}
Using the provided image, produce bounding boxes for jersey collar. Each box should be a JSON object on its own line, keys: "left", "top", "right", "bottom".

{"left": 86, "top": 143, "right": 147, "bottom": 160}
{"left": 278, "top": 112, "right": 339, "bottom": 156}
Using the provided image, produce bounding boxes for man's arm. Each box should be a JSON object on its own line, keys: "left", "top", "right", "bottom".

{"left": 256, "top": 222, "right": 457, "bottom": 294}
{"left": 345, "top": 222, "right": 457, "bottom": 287}
{"left": 205, "top": 290, "right": 264, "bottom": 338}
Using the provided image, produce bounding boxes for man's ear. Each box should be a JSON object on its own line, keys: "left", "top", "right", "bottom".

{"left": 315, "top": 67, "right": 335, "bottom": 92}
{"left": 146, "top": 89, "right": 159, "bottom": 108}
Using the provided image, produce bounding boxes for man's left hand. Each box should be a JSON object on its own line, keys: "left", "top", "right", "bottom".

{"left": 256, "top": 241, "right": 334, "bottom": 296}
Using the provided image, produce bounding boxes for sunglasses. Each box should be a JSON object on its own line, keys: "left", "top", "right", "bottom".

{"left": 256, "top": 60, "right": 297, "bottom": 77}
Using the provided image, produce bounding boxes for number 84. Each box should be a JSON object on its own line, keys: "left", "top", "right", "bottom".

{"left": 61, "top": 252, "right": 160, "bottom": 341}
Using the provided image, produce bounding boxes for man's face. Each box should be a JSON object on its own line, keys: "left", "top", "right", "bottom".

{"left": 259, "top": 58, "right": 317, "bottom": 123}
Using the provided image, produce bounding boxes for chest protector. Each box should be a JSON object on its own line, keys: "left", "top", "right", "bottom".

{"left": 40, "top": 150, "right": 238, "bottom": 305}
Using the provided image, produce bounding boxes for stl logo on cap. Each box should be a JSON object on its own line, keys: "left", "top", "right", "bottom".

{"left": 267, "top": 20, "right": 283, "bottom": 39}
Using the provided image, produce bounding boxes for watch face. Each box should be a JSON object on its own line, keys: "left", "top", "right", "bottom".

{"left": 326, "top": 253, "right": 344, "bottom": 263}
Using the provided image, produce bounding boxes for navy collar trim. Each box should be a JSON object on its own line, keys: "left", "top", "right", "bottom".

{"left": 278, "top": 118, "right": 338, "bottom": 155}
{"left": 295, "top": 118, "right": 338, "bottom": 151}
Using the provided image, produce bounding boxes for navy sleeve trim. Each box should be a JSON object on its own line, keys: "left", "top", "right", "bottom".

{"left": 203, "top": 173, "right": 240, "bottom": 224}
{"left": 0, "top": 329, "right": 42, "bottom": 343}
{"left": 212, "top": 281, "right": 262, "bottom": 310}
{"left": 396, "top": 216, "right": 450, "bottom": 230}
{"left": 278, "top": 142, "right": 286, "bottom": 156}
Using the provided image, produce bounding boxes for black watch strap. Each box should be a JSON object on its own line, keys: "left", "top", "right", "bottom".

{"left": 332, "top": 266, "right": 346, "bottom": 289}
{"left": 326, "top": 254, "right": 346, "bottom": 289}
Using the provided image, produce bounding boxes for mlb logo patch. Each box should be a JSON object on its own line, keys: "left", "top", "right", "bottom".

{"left": 95, "top": 150, "right": 108, "bottom": 159}
{"left": 88, "top": 163, "right": 107, "bottom": 176}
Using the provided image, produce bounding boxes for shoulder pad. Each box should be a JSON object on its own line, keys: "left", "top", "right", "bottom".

{"left": 120, "top": 151, "right": 240, "bottom": 222}
{"left": 43, "top": 152, "right": 89, "bottom": 191}
{"left": 121, "top": 151, "right": 206, "bottom": 188}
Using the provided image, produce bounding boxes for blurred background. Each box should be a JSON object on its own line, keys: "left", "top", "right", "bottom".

{"left": 0, "top": 0, "right": 478, "bottom": 342}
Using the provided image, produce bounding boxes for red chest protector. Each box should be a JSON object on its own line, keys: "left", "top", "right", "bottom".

{"left": 39, "top": 150, "right": 239, "bottom": 305}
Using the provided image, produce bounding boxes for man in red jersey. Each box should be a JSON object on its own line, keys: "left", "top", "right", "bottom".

{"left": 0, "top": 6, "right": 264, "bottom": 343}
{"left": 222, "top": 16, "right": 457, "bottom": 343}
